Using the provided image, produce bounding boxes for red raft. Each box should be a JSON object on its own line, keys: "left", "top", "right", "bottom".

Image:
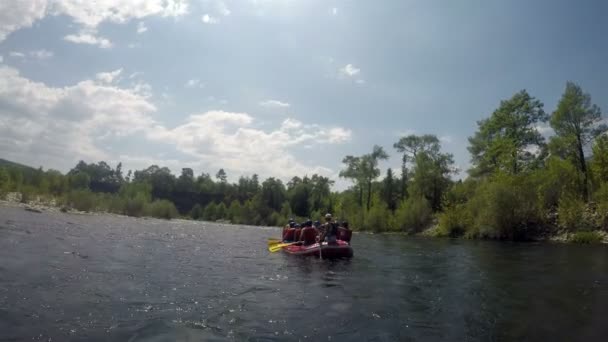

{"left": 283, "top": 240, "right": 353, "bottom": 258}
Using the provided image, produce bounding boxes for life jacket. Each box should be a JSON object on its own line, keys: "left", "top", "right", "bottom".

{"left": 326, "top": 222, "right": 338, "bottom": 237}
{"left": 283, "top": 228, "right": 295, "bottom": 241}
{"left": 338, "top": 227, "right": 352, "bottom": 242}
{"left": 300, "top": 227, "right": 317, "bottom": 246}
{"left": 294, "top": 228, "right": 302, "bottom": 241}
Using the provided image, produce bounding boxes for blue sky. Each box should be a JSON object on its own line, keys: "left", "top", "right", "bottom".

{"left": 0, "top": 0, "right": 606, "bottom": 189}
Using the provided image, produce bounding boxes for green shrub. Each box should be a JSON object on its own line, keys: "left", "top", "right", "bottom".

{"left": 145, "top": 199, "right": 178, "bottom": 219}
{"left": 123, "top": 193, "right": 147, "bottom": 217}
{"left": 593, "top": 183, "right": 608, "bottom": 230}
{"left": 67, "top": 190, "right": 96, "bottom": 212}
{"left": 363, "top": 203, "right": 392, "bottom": 232}
{"left": 568, "top": 231, "right": 602, "bottom": 244}
{"left": 557, "top": 192, "right": 586, "bottom": 231}
{"left": 203, "top": 202, "right": 218, "bottom": 221}
{"left": 394, "top": 196, "right": 432, "bottom": 234}
{"left": 190, "top": 203, "right": 203, "bottom": 220}
{"left": 437, "top": 204, "right": 471, "bottom": 237}
{"left": 468, "top": 174, "right": 541, "bottom": 240}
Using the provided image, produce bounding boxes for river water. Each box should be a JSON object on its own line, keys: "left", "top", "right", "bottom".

{"left": 1, "top": 205, "right": 607, "bottom": 341}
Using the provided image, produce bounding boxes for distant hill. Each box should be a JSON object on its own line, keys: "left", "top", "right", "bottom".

{"left": 0, "top": 158, "right": 37, "bottom": 171}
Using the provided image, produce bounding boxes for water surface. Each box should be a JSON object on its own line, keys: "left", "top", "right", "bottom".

{"left": 1, "top": 205, "right": 607, "bottom": 341}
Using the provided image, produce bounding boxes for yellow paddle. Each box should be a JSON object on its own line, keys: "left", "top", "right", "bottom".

{"left": 267, "top": 238, "right": 282, "bottom": 246}
{"left": 268, "top": 242, "right": 298, "bottom": 253}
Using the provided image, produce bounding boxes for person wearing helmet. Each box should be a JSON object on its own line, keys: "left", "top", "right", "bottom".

{"left": 319, "top": 213, "right": 338, "bottom": 245}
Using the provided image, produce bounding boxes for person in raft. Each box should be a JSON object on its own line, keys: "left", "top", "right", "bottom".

{"left": 319, "top": 213, "right": 339, "bottom": 245}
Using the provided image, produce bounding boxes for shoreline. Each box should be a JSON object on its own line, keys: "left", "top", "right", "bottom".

{"left": 2, "top": 197, "right": 606, "bottom": 245}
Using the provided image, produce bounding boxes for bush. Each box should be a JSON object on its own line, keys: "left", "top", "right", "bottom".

{"left": 145, "top": 199, "right": 178, "bottom": 220}
{"left": 362, "top": 203, "right": 392, "bottom": 232}
{"left": 557, "top": 192, "right": 586, "bottom": 231}
{"left": 568, "top": 231, "right": 602, "bottom": 244}
{"left": 467, "top": 174, "right": 541, "bottom": 240}
{"left": 203, "top": 202, "right": 218, "bottom": 221}
{"left": 593, "top": 183, "right": 608, "bottom": 230}
{"left": 67, "top": 190, "right": 96, "bottom": 212}
{"left": 437, "top": 204, "right": 471, "bottom": 237}
{"left": 394, "top": 196, "right": 432, "bottom": 234}
{"left": 123, "top": 193, "right": 147, "bottom": 217}
{"left": 190, "top": 204, "right": 203, "bottom": 220}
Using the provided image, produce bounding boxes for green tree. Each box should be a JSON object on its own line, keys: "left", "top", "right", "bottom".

{"left": 261, "top": 177, "right": 287, "bottom": 212}
{"left": 216, "top": 169, "right": 227, "bottom": 183}
{"left": 591, "top": 135, "right": 608, "bottom": 185}
{"left": 468, "top": 90, "right": 548, "bottom": 176}
{"left": 381, "top": 168, "right": 397, "bottom": 212}
{"left": 550, "top": 82, "right": 606, "bottom": 201}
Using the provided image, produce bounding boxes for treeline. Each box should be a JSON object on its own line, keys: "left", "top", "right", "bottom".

{"left": 1, "top": 82, "right": 607, "bottom": 241}
{"left": 0, "top": 159, "right": 335, "bottom": 225}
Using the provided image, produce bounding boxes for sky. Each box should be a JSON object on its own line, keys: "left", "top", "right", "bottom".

{"left": 0, "top": 0, "right": 607, "bottom": 190}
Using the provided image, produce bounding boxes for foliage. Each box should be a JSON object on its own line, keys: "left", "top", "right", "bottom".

{"left": 437, "top": 204, "right": 471, "bottom": 237}
{"left": 145, "top": 199, "right": 179, "bottom": 219}
{"left": 468, "top": 90, "right": 548, "bottom": 176}
{"left": 568, "top": 231, "right": 602, "bottom": 244}
{"left": 66, "top": 190, "right": 97, "bottom": 212}
{"left": 466, "top": 174, "right": 542, "bottom": 240}
{"left": 557, "top": 192, "right": 586, "bottom": 231}
{"left": 190, "top": 203, "right": 203, "bottom": 220}
{"left": 550, "top": 82, "right": 606, "bottom": 200}
{"left": 393, "top": 196, "right": 433, "bottom": 234}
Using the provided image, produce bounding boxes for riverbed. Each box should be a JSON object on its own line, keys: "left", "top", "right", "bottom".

{"left": 1, "top": 205, "right": 607, "bottom": 341}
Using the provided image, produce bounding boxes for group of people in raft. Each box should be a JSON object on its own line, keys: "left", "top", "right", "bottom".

{"left": 282, "top": 213, "right": 353, "bottom": 246}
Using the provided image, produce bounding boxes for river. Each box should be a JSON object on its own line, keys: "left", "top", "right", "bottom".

{"left": 1, "top": 205, "right": 607, "bottom": 341}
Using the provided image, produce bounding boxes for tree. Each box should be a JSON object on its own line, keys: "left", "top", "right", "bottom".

{"left": 363, "top": 146, "right": 389, "bottom": 211}
{"left": 409, "top": 150, "right": 455, "bottom": 210}
{"left": 468, "top": 90, "right": 548, "bottom": 176}
{"left": 216, "top": 169, "right": 227, "bottom": 183}
{"left": 340, "top": 146, "right": 388, "bottom": 211}
{"left": 339, "top": 156, "right": 365, "bottom": 207}
{"left": 591, "top": 135, "right": 608, "bottom": 185}
{"left": 381, "top": 168, "right": 397, "bottom": 212}
{"left": 261, "top": 177, "right": 287, "bottom": 212}
{"left": 394, "top": 135, "right": 440, "bottom": 199}
{"left": 550, "top": 82, "right": 606, "bottom": 201}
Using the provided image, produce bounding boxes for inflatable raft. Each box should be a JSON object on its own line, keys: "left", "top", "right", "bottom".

{"left": 283, "top": 240, "right": 353, "bottom": 259}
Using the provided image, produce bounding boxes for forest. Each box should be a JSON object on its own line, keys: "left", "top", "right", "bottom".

{"left": 1, "top": 82, "right": 607, "bottom": 242}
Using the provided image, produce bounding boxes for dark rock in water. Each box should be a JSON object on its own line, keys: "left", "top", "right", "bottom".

{"left": 24, "top": 207, "right": 43, "bottom": 213}
{"left": 60, "top": 206, "right": 69, "bottom": 213}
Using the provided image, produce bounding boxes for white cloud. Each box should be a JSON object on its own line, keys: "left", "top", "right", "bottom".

{"left": 0, "top": 0, "right": 189, "bottom": 44}
{"left": 136, "top": 21, "right": 148, "bottom": 34}
{"left": 339, "top": 63, "right": 360, "bottom": 77}
{"left": 9, "top": 51, "right": 26, "bottom": 58}
{"left": 0, "top": 64, "right": 351, "bottom": 181}
{"left": 50, "top": 0, "right": 189, "bottom": 28}
{"left": 0, "top": 65, "right": 157, "bottom": 170}
{"left": 259, "top": 99, "right": 290, "bottom": 108}
{"left": 330, "top": 7, "right": 338, "bottom": 15}
{"left": 355, "top": 79, "right": 365, "bottom": 85}
{"left": 439, "top": 135, "right": 453, "bottom": 144}
{"left": 30, "top": 49, "right": 54, "bottom": 59}
{"left": 0, "top": 0, "right": 48, "bottom": 42}
{"left": 202, "top": 14, "right": 219, "bottom": 24}
{"left": 9, "top": 50, "right": 54, "bottom": 60}
{"left": 534, "top": 123, "right": 553, "bottom": 136}
{"left": 185, "top": 79, "right": 204, "bottom": 88}
{"left": 148, "top": 112, "right": 351, "bottom": 179}
{"left": 64, "top": 29, "right": 112, "bottom": 48}
{"left": 96, "top": 69, "right": 123, "bottom": 84}
{"left": 0, "top": 56, "right": 3, "bottom": 63}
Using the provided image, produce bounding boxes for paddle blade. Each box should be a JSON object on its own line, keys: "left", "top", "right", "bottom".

{"left": 267, "top": 238, "right": 282, "bottom": 246}
{"left": 268, "top": 242, "right": 296, "bottom": 252}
